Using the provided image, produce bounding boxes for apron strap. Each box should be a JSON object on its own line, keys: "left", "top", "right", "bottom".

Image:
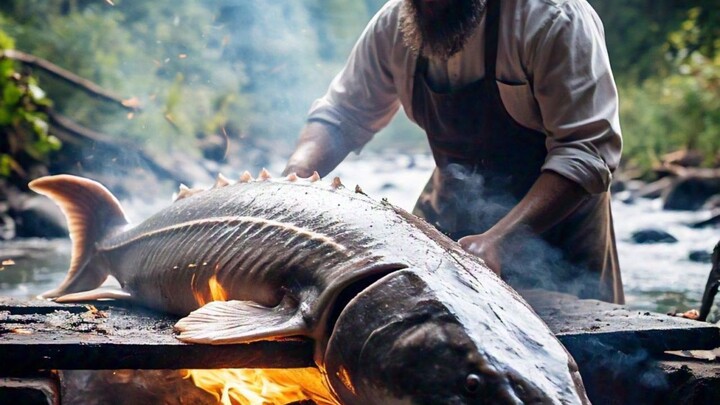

{"left": 417, "top": 54, "right": 429, "bottom": 76}
{"left": 484, "top": 0, "right": 500, "bottom": 80}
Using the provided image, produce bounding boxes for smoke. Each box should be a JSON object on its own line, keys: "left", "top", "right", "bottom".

{"left": 214, "top": 1, "right": 328, "bottom": 144}
{"left": 60, "top": 370, "right": 217, "bottom": 405}
{"left": 566, "top": 338, "right": 669, "bottom": 404}
{"left": 441, "top": 163, "right": 602, "bottom": 299}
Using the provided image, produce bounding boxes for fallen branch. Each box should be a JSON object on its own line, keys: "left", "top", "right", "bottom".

{"left": 46, "top": 109, "right": 183, "bottom": 183}
{"left": 0, "top": 49, "right": 140, "bottom": 111}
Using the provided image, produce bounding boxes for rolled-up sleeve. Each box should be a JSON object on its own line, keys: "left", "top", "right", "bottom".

{"left": 530, "top": 1, "right": 622, "bottom": 194}
{"left": 307, "top": 4, "right": 401, "bottom": 151}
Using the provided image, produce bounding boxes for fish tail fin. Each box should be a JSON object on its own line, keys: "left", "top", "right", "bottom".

{"left": 28, "top": 174, "right": 129, "bottom": 299}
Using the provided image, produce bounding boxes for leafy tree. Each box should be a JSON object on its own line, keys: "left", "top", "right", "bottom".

{"left": 0, "top": 27, "right": 59, "bottom": 185}
{"left": 618, "top": 5, "right": 720, "bottom": 172}
{"left": 0, "top": 0, "right": 717, "bottom": 182}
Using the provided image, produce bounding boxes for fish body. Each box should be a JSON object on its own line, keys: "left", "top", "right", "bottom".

{"left": 30, "top": 174, "right": 588, "bottom": 404}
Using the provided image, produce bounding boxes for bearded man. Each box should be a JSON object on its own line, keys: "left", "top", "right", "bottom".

{"left": 283, "top": 0, "right": 624, "bottom": 304}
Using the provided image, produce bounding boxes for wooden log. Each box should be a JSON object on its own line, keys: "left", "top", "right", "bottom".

{"left": 0, "top": 49, "right": 137, "bottom": 111}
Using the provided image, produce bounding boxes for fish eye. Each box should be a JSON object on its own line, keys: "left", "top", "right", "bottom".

{"left": 463, "top": 373, "right": 483, "bottom": 395}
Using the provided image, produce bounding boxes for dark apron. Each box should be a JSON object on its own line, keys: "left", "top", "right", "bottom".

{"left": 410, "top": 0, "right": 624, "bottom": 303}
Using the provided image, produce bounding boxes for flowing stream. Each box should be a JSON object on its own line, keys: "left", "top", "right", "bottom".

{"left": 1, "top": 153, "right": 717, "bottom": 318}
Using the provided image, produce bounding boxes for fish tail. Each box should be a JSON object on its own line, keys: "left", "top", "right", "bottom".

{"left": 28, "top": 174, "right": 129, "bottom": 299}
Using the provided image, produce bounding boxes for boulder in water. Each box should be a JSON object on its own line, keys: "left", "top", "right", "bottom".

{"left": 689, "top": 250, "right": 713, "bottom": 263}
{"left": 662, "top": 175, "right": 720, "bottom": 211}
{"left": 15, "top": 195, "right": 68, "bottom": 238}
{"left": 631, "top": 229, "right": 679, "bottom": 244}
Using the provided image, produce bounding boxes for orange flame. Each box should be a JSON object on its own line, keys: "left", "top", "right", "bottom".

{"left": 186, "top": 276, "right": 338, "bottom": 404}
{"left": 191, "top": 273, "right": 227, "bottom": 306}
{"left": 208, "top": 275, "right": 228, "bottom": 301}
{"left": 183, "top": 368, "right": 339, "bottom": 405}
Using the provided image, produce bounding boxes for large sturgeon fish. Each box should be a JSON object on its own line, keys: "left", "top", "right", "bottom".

{"left": 30, "top": 172, "right": 589, "bottom": 404}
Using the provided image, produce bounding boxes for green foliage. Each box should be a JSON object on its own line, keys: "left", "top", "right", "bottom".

{"left": 619, "top": 5, "right": 720, "bottom": 174}
{"left": 1, "top": 0, "right": 249, "bottom": 155}
{"left": 0, "top": 0, "right": 717, "bottom": 180}
{"left": 0, "top": 27, "right": 59, "bottom": 179}
{"left": 666, "top": 6, "right": 720, "bottom": 60}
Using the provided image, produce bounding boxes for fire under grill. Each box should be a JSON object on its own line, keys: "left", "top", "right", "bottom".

{"left": 1, "top": 292, "right": 719, "bottom": 404}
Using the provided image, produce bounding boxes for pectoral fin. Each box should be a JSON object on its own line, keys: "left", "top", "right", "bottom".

{"left": 174, "top": 299, "right": 307, "bottom": 344}
{"left": 53, "top": 286, "right": 132, "bottom": 303}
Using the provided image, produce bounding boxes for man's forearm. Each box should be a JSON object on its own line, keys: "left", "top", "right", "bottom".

{"left": 485, "top": 170, "right": 589, "bottom": 241}
{"left": 283, "top": 121, "right": 354, "bottom": 178}
{"left": 459, "top": 171, "right": 590, "bottom": 273}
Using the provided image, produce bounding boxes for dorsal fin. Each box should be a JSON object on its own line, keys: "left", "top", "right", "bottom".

{"left": 239, "top": 171, "right": 254, "bottom": 183}
{"left": 174, "top": 184, "right": 205, "bottom": 201}
{"left": 258, "top": 168, "right": 271, "bottom": 181}
{"left": 214, "top": 173, "right": 231, "bottom": 188}
{"left": 28, "top": 175, "right": 129, "bottom": 298}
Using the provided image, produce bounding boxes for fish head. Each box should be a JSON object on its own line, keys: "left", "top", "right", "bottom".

{"left": 324, "top": 268, "right": 587, "bottom": 404}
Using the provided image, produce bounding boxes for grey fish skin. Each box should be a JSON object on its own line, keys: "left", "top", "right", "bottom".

{"left": 29, "top": 174, "right": 589, "bottom": 405}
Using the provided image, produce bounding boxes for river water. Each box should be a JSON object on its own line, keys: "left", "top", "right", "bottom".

{"left": 1, "top": 153, "right": 718, "bottom": 319}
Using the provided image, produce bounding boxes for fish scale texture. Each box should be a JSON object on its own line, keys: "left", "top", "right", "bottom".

{"left": 97, "top": 181, "right": 407, "bottom": 315}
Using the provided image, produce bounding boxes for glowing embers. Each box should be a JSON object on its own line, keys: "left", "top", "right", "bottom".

{"left": 183, "top": 368, "right": 338, "bottom": 405}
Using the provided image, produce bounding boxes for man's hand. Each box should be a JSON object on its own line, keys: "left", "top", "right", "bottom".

{"left": 283, "top": 121, "right": 353, "bottom": 178}
{"left": 459, "top": 233, "right": 503, "bottom": 275}
{"left": 459, "top": 171, "right": 589, "bottom": 277}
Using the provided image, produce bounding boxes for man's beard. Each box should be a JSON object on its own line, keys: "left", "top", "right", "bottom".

{"left": 400, "top": 0, "right": 486, "bottom": 60}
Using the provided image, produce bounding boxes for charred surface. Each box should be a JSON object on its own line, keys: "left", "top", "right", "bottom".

{"left": 0, "top": 298, "right": 313, "bottom": 372}
{"left": 2, "top": 292, "right": 720, "bottom": 404}
{"left": 523, "top": 289, "right": 720, "bottom": 354}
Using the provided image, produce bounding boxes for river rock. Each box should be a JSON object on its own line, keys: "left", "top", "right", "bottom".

{"left": 703, "top": 195, "right": 720, "bottom": 210}
{"left": 636, "top": 177, "right": 674, "bottom": 200}
{"left": 631, "top": 229, "right": 679, "bottom": 244}
{"left": 662, "top": 175, "right": 720, "bottom": 211}
{"left": 610, "top": 178, "right": 626, "bottom": 193}
{"left": 689, "top": 250, "right": 713, "bottom": 263}
{"left": 14, "top": 195, "right": 68, "bottom": 238}
{"left": 0, "top": 212, "right": 15, "bottom": 240}
{"left": 690, "top": 211, "right": 720, "bottom": 229}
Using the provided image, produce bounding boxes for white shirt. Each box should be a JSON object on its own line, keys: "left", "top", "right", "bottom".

{"left": 307, "top": 0, "right": 622, "bottom": 194}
